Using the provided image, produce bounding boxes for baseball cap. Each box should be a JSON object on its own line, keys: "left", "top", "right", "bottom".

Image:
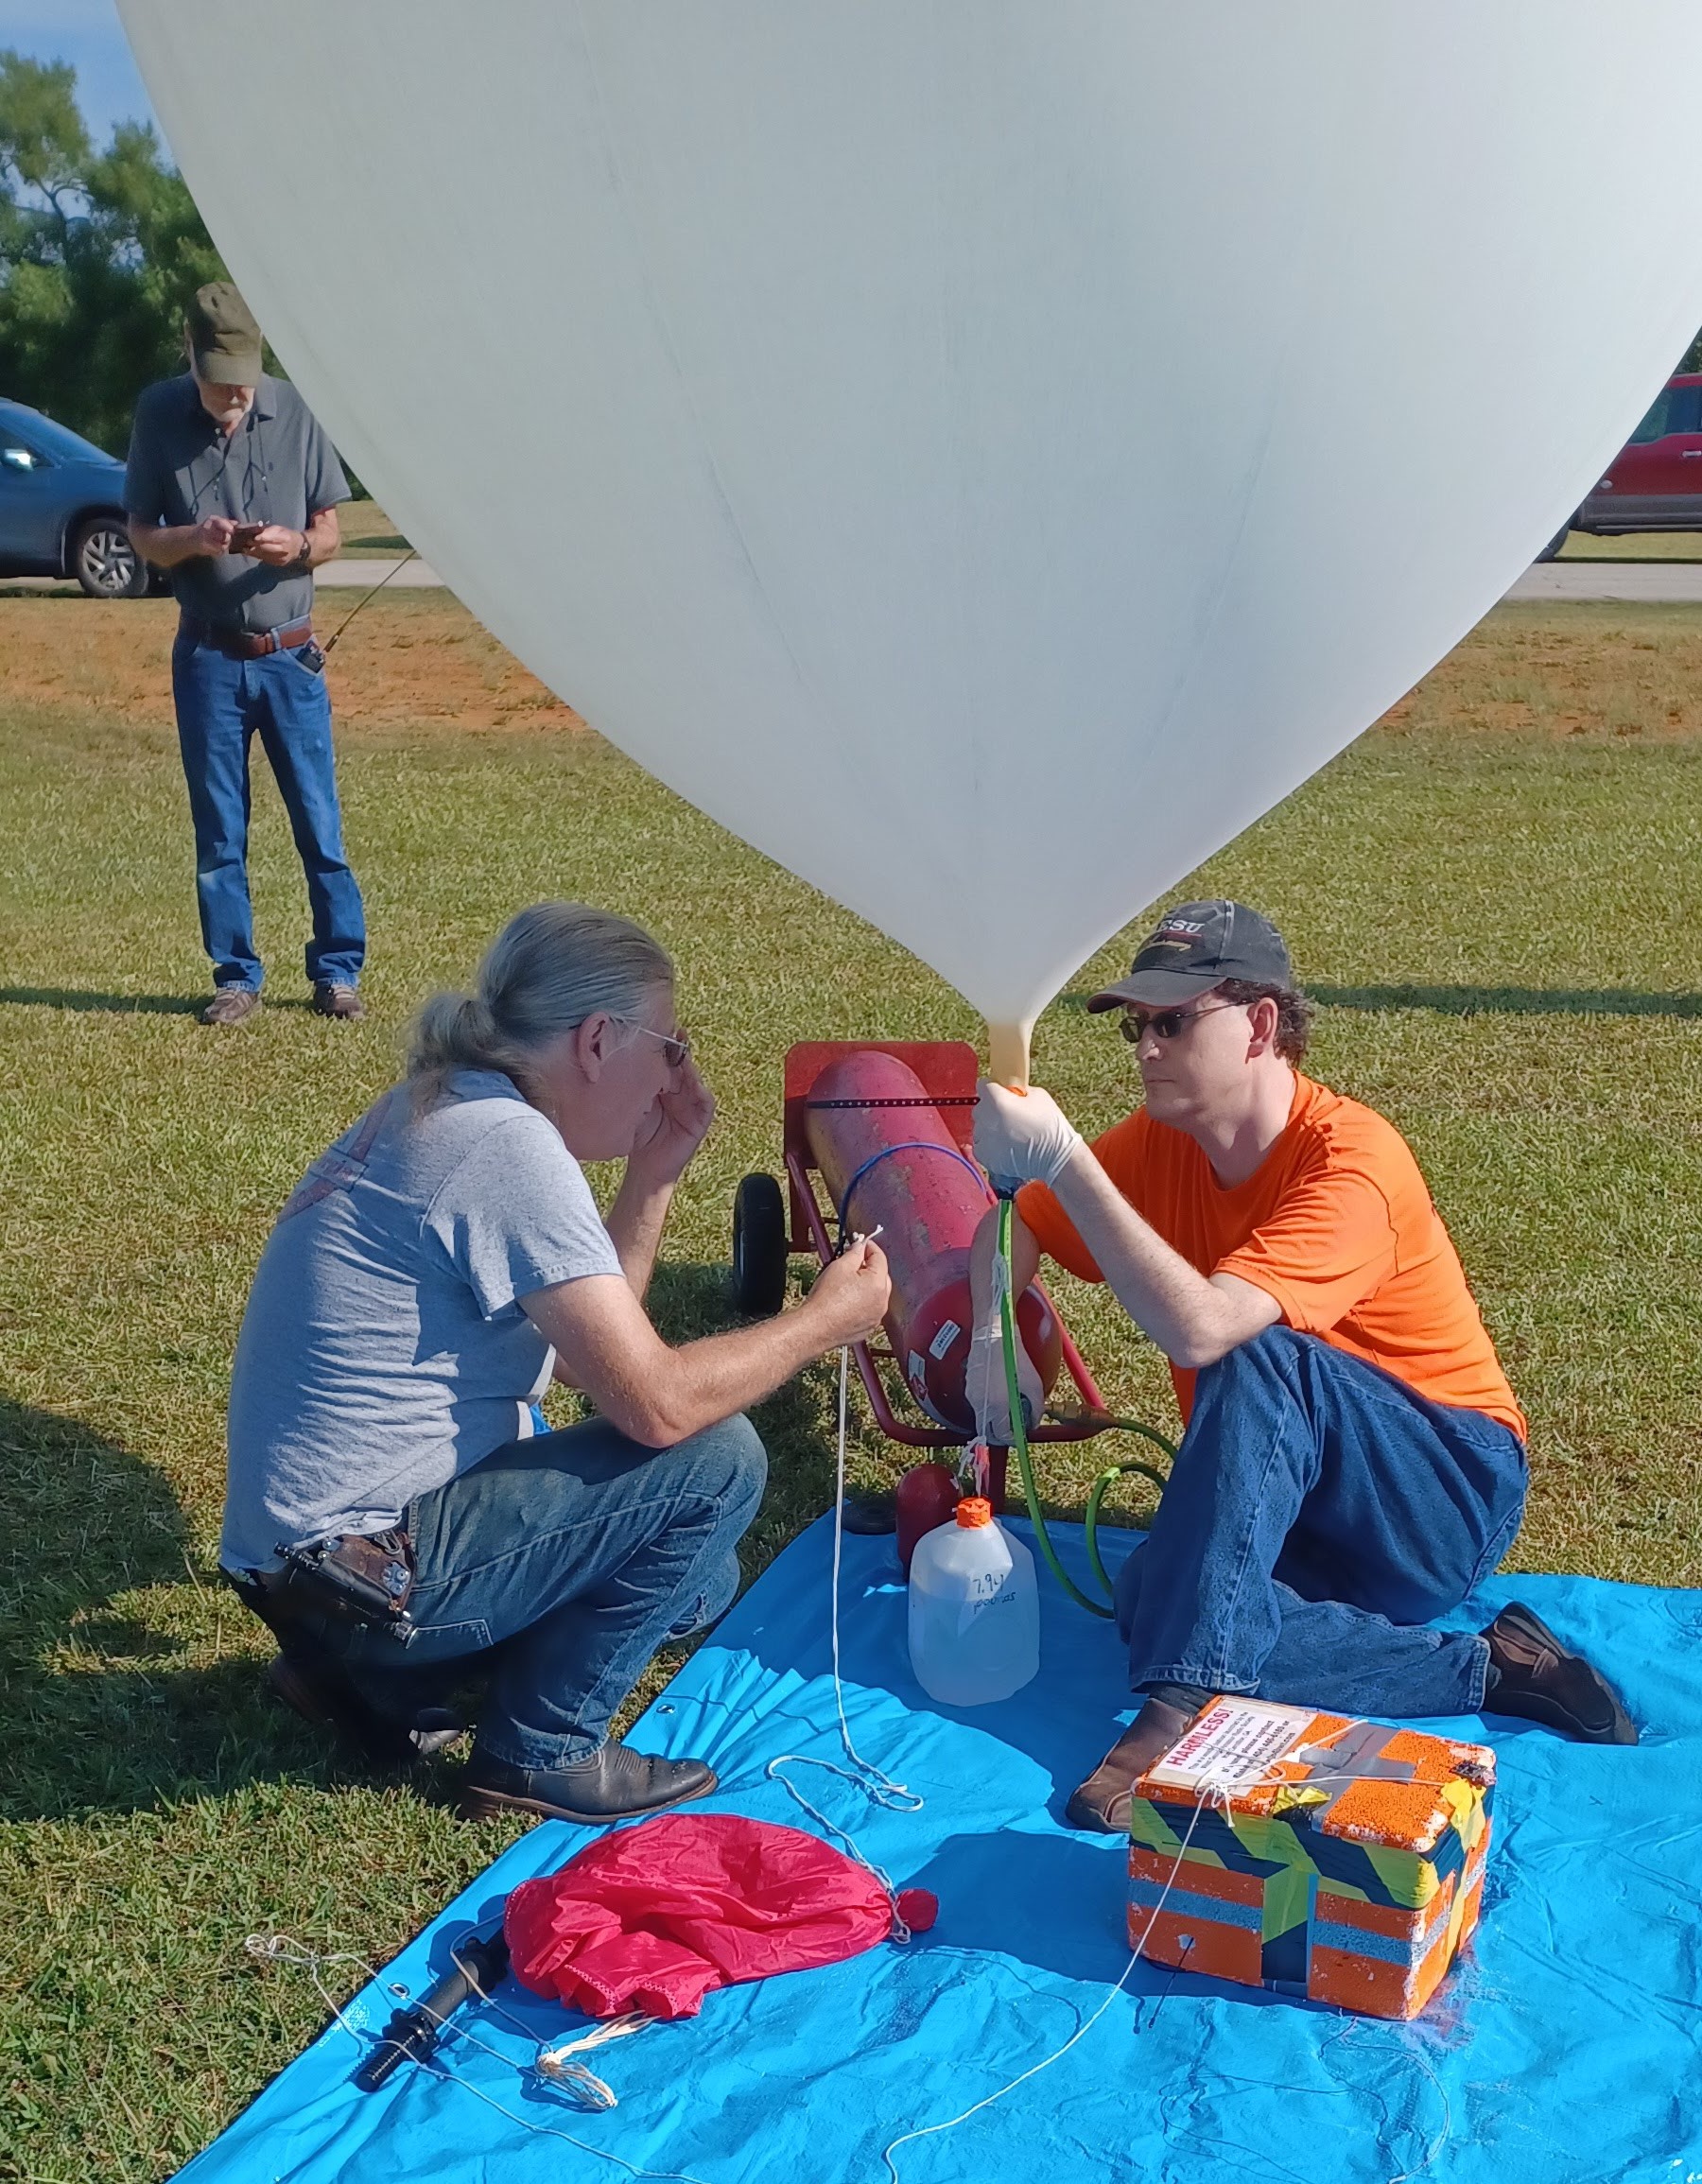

{"left": 1085, "top": 900, "right": 1294, "bottom": 1011}
{"left": 186, "top": 281, "right": 264, "bottom": 384}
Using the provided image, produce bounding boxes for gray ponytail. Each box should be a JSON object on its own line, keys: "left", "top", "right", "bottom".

{"left": 407, "top": 902, "right": 674, "bottom": 1112}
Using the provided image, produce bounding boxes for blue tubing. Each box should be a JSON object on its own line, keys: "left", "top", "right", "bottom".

{"left": 835, "top": 1141, "right": 991, "bottom": 1242}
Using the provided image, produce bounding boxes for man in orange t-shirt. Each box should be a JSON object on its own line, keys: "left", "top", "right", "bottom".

{"left": 969, "top": 900, "right": 1634, "bottom": 1833}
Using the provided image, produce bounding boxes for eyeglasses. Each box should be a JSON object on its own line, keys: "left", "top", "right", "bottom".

{"left": 1118, "top": 1000, "right": 1241, "bottom": 1046}
{"left": 613, "top": 1017, "right": 692, "bottom": 1069}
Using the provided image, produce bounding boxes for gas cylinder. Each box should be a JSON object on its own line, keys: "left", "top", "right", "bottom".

{"left": 802, "top": 1049, "right": 1061, "bottom": 1434}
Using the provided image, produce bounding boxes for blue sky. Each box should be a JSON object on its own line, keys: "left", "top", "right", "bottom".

{"left": 1, "top": 0, "right": 166, "bottom": 149}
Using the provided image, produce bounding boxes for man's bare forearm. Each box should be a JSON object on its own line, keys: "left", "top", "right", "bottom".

{"left": 1050, "top": 1150, "right": 1275, "bottom": 1367}
{"left": 604, "top": 1169, "right": 673, "bottom": 1300}
{"left": 642, "top": 1309, "right": 834, "bottom": 1445}
{"left": 553, "top": 1293, "right": 837, "bottom": 1448}
{"left": 128, "top": 520, "right": 202, "bottom": 569}
{"left": 301, "top": 507, "right": 339, "bottom": 569}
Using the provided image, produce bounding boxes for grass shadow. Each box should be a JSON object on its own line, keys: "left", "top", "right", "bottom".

{"left": 0, "top": 1398, "right": 387, "bottom": 1821}
{"left": 0, "top": 987, "right": 202, "bottom": 1015}
{"left": 1311, "top": 983, "right": 1702, "bottom": 1019}
{"left": 0, "top": 987, "right": 316, "bottom": 1014}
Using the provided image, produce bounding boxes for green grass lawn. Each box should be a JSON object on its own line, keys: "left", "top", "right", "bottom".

{"left": 1556, "top": 528, "right": 1702, "bottom": 560}
{"left": 332, "top": 498, "right": 411, "bottom": 556}
{"left": 2, "top": 597, "right": 1699, "bottom": 2179}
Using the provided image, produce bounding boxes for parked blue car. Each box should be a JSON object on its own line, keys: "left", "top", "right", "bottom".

{"left": 0, "top": 396, "right": 160, "bottom": 598}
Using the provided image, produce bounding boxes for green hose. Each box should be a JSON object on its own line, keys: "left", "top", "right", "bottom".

{"left": 996, "top": 1196, "right": 1178, "bottom": 1616}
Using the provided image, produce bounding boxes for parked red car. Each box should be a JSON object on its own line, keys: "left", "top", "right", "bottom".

{"left": 1537, "top": 372, "right": 1702, "bottom": 556}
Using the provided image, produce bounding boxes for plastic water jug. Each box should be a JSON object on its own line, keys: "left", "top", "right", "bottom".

{"left": 907, "top": 1497, "right": 1039, "bottom": 1706}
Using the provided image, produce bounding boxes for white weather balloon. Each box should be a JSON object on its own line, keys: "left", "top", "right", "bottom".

{"left": 121, "top": 1, "right": 1702, "bottom": 1075}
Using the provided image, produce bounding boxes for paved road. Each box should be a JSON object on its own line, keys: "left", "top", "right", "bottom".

{"left": 316, "top": 554, "right": 1702, "bottom": 603}
{"left": 9, "top": 554, "right": 1701, "bottom": 602}
{"left": 317, "top": 554, "right": 443, "bottom": 587}
{"left": 1501, "top": 561, "right": 1702, "bottom": 602}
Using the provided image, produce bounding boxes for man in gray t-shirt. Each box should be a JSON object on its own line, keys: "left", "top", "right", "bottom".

{"left": 223, "top": 1071, "right": 627, "bottom": 1571}
{"left": 125, "top": 282, "right": 365, "bottom": 1028}
{"left": 221, "top": 907, "right": 893, "bottom": 1829}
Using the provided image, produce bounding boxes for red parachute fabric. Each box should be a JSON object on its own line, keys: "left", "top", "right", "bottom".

{"left": 505, "top": 1812, "right": 937, "bottom": 2021}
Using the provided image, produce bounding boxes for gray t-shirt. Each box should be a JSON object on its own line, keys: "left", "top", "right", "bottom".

{"left": 124, "top": 373, "right": 349, "bottom": 633}
{"left": 221, "top": 1071, "right": 623, "bottom": 1572}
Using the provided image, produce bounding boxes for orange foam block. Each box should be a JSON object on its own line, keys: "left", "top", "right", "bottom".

{"left": 1126, "top": 1696, "right": 1495, "bottom": 2020}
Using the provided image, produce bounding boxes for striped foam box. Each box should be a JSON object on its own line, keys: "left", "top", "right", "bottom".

{"left": 1127, "top": 1696, "right": 1494, "bottom": 2019}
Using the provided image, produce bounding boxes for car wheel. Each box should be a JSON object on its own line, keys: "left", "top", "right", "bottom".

{"left": 71, "top": 517, "right": 149, "bottom": 598}
{"left": 1534, "top": 521, "right": 1573, "bottom": 563}
{"left": 732, "top": 1173, "right": 790, "bottom": 1316}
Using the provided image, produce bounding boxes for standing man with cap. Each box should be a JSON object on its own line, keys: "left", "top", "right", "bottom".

{"left": 968, "top": 900, "right": 1634, "bottom": 1834}
{"left": 126, "top": 281, "right": 366, "bottom": 1026}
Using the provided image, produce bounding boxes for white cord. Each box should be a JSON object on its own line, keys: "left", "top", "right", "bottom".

{"left": 537, "top": 2013, "right": 653, "bottom": 2111}
{"left": 879, "top": 1797, "right": 1209, "bottom": 2179}
{"left": 245, "top": 1935, "right": 704, "bottom": 2184}
{"left": 768, "top": 1343, "right": 925, "bottom": 1935}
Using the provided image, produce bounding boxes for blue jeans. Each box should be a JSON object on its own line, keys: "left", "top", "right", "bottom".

{"left": 172, "top": 633, "right": 366, "bottom": 991}
{"left": 340, "top": 1413, "right": 767, "bottom": 1769}
{"left": 1116, "top": 1326, "right": 1528, "bottom": 1717}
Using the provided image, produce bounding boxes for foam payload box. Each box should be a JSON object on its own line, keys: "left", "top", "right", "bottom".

{"left": 1127, "top": 1697, "right": 1494, "bottom": 2019}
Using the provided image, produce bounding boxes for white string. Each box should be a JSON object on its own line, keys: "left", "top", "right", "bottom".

{"left": 245, "top": 1935, "right": 706, "bottom": 2184}
{"left": 879, "top": 1795, "right": 1209, "bottom": 2179}
{"left": 537, "top": 2014, "right": 652, "bottom": 2111}
{"left": 768, "top": 1339, "right": 925, "bottom": 1938}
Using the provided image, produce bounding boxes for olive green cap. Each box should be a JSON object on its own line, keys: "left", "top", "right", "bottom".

{"left": 186, "top": 281, "right": 263, "bottom": 384}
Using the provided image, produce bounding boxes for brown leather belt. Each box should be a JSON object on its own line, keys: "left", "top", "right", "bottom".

{"left": 181, "top": 614, "right": 315, "bottom": 660}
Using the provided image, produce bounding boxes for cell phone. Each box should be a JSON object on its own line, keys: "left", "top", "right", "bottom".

{"left": 228, "top": 523, "right": 263, "bottom": 550}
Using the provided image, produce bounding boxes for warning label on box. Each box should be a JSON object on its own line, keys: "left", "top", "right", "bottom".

{"left": 1142, "top": 1698, "right": 1313, "bottom": 1795}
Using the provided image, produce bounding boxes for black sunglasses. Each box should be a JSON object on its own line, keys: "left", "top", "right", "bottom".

{"left": 1118, "top": 999, "right": 1241, "bottom": 1045}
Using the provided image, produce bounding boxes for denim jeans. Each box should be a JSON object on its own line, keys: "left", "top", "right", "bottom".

{"left": 339, "top": 1413, "right": 767, "bottom": 1769}
{"left": 1116, "top": 1326, "right": 1528, "bottom": 1717}
{"left": 172, "top": 633, "right": 366, "bottom": 991}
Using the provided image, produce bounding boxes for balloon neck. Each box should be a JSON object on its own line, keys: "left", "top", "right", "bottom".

{"left": 986, "top": 1020, "right": 1033, "bottom": 1093}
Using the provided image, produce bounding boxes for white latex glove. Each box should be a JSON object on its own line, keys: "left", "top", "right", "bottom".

{"left": 964, "top": 1321, "right": 1045, "bottom": 1446}
{"left": 973, "top": 1079, "right": 1085, "bottom": 1192}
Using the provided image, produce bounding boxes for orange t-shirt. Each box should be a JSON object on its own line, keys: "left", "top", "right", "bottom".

{"left": 1016, "top": 1074, "right": 1525, "bottom": 1439}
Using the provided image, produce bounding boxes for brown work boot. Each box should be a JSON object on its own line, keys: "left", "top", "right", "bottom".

{"left": 201, "top": 987, "right": 261, "bottom": 1027}
{"left": 1065, "top": 1693, "right": 1202, "bottom": 1834}
{"left": 1482, "top": 1602, "right": 1637, "bottom": 1744}
{"left": 311, "top": 981, "right": 366, "bottom": 1021}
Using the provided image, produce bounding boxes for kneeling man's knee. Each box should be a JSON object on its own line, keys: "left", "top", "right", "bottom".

{"left": 681, "top": 1412, "right": 768, "bottom": 1515}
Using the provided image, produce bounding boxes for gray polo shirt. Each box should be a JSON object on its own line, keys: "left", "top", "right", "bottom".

{"left": 125, "top": 373, "right": 349, "bottom": 633}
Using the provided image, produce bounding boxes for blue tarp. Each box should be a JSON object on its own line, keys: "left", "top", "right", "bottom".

{"left": 183, "top": 1520, "right": 1702, "bottom": 2183}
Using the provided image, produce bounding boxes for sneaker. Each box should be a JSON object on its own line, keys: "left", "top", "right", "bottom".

{"left": 460, "top": 1740, "right": 719, "bottom": 1825}
{"left": 201, "top": 987, "right": 261, "bottom": 1027}
{"left": 1065, "top": 1693, "right": 1202, "bottom": 1834}
{"left": 1482, "top": 1602, "right": 1637, "bottom": 1744}
{"left": 311, "top": 982, "right": 365, "bottom": 1021}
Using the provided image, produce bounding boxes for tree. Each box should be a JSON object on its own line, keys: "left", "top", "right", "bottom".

{"left": 0, "top": 51, "right": 225, "bottom": 453}
{"left": 1682, "top": 327, "right": 1702, "bottom": 374}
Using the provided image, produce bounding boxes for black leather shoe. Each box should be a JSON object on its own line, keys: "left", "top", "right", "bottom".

{"left": 1065, "top": 1694, "right": 1202, "bottom": 1834}
{"left": 460, "top": 1741, "right": 719, "bottom": 1825}
{"left": 1482, "top": 1602, "right": 1637, "bottom": 1744}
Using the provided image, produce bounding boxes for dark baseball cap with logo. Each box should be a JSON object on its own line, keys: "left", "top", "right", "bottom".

{"left": 1086, "top": 899, "right": 1294, "bottom": 1012}
{"left": 186, "top": 281, "right": 264, "bottom": 384}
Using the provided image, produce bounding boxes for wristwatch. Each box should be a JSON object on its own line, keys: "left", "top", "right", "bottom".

{"left": 291, "top": 529, "right": 314, "bottom": 573}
